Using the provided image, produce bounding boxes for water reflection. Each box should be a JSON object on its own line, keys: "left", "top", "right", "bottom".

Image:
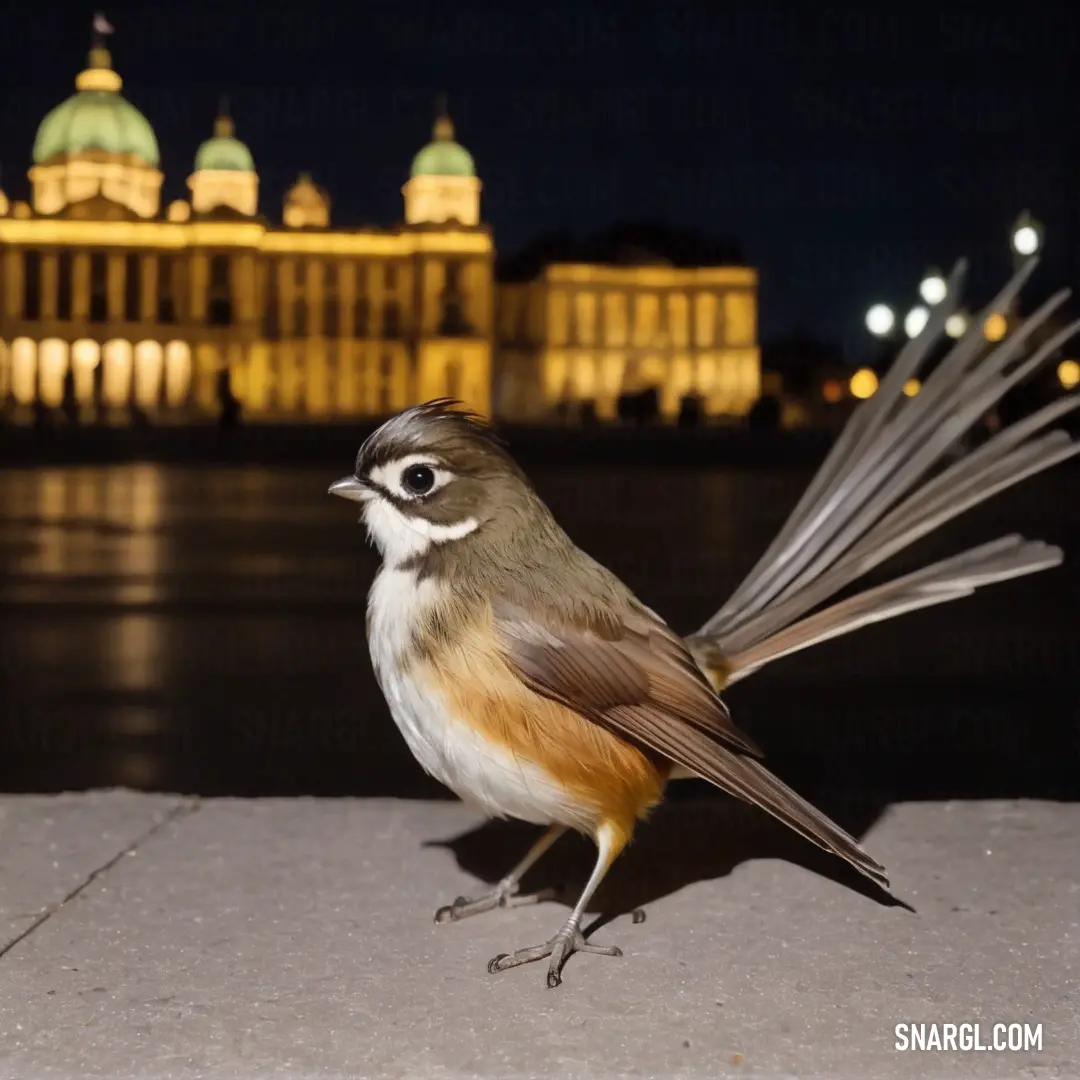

{"left": 2, "top": 464, "right": 165, "bottom": 597}
{"left": 106, "top": 615, "right": 163, "bottom": 695}
{"left": 0, "top": 462, "right": 1076, "bottom": 799}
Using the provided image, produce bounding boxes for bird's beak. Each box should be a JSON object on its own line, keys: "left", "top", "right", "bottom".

{"left": 328, "top": 475, "right": 370, "bottom": 503}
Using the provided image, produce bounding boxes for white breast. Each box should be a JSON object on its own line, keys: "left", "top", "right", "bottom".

{"left": 366, "top": 566, "right": 587, "bottom": 830}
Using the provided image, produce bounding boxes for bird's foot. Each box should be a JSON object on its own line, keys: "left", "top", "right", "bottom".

{"left": 434, "top": 880, "right": 560, "bottom": 924}
{"left": 487, "top": 923, "right": 623, "bottom": 988}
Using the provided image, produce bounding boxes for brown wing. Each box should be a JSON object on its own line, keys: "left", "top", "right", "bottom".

{"left": 492, "top": 598, "right": 890, "bottom": 891}
{"left": 493, "top": 597, "right": 764, "bottom": 758}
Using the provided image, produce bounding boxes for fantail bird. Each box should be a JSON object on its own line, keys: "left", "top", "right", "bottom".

{"left": 330, "top": 255, "right": 1080, "bottom": 988}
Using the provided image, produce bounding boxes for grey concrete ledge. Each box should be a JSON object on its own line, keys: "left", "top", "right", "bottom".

{"left": 0, "top": 793, "right": 1077, "bottom": 1079}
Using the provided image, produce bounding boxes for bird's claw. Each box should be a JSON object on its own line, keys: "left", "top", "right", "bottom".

{"left": 434, "top": 884, "right": 560, "bottom": 924}
{"left": 487, "top": 926, "right": 623, "bottom": 987}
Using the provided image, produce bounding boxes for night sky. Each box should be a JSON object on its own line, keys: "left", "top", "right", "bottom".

{"left": 2, "top": 1, "right": 1078, "bottom": 355}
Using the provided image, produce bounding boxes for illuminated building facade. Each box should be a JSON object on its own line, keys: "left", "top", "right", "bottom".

{"left": 496, "top": 262, "right": 759, "bottom": 421}
{"left": 0, "top": 38, "right": 758, "bottom": 424}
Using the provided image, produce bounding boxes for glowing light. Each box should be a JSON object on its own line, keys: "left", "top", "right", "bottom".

{"left": 865, "top": 304, "right": 895, "bottom": 337}
{"left": 134, "top": 341, "right": 164, "bottom": 409}
{"left": 984, "top": 313, "right": 1008, "bottom": 342}
{"left": 904, "top": 305, "right": 930, "bottom": 338}
{"left": 10, "top": 338, "right": 36, "bottom": 404}
{"left": 918, "top": 272, "right": 948, "bottom": 305}
{"left": 1058, "top": 359, "right": 1080, "bottom": 390}
{"left": 849, "top": 368, "right": 878, "bottom": 399}
{"left": 71, "top": 339, "right": 100, "bottom": 406}
{"left": 38, "top": 339, "right": 68, "bottom": 408}
{"left": 945, "top": 312, "right": 969, "bottom": 339}
{"left": 163, "top": 341, "right": 192, "bottom": 407}
{"left": 903, "top": 378, "right": 921, "bottom": 397}
{"left": 822, "top": 379, "right": 844, "bottom": 403}
{"left": 1012, "top": 225, "right": 1040, "bottom": 256}
{"left": 102, "top": 340, "right": 133, "bottom": 407}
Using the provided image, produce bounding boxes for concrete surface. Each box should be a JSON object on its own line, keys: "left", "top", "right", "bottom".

{"left": 0, "top": 794, "right": 1076, "bottom": 1079}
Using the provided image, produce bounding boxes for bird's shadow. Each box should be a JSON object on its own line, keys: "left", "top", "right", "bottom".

{"left": 424, "top": 790, "right": 915, "bottom": 933}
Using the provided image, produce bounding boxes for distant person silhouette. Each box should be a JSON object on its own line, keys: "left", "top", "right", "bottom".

{"left": 217, "top": 368, "right": 241, "bottom": 428}
{"left": 677, "top": 393, "right": 703, "bottom": 427}
{"left": 61, "top": 367, "right": 78, "bottom": 426}
{"left": 637, "top": 387, "right": 659, "bottom": 425}
{"left": 92, "top": 362, "right": 105, "bottom": 425}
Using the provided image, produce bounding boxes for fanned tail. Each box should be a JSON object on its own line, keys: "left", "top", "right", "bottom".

{"left": 687, "top": 256, "right": 1079, "bottom": 686}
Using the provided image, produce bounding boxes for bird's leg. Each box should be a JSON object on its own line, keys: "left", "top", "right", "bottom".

{"left": 434, "top": 824, "right": 567, "bottom": 924}
{"left": 487, "top": 822, "right": 626, "bottom": 988}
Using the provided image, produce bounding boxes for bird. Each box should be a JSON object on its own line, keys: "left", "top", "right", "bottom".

{"left": 329, "top": 254, "right": 1080, "bottom": 988}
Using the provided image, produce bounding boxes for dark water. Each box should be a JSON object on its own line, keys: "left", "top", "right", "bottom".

{"left": 1, "top": 461, "right": 1078, "bottom": 805}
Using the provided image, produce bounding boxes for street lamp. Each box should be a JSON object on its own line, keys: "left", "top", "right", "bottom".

{"left": 850, "top": 368, "right": 878, "bottom": 399}
{"left": 1011, "top": 210, "right": 1044, "bottom": 257}
{"left": 918, "top": 269, "right": 948, "bottom": 306}
{"left": 865, "top": 303, "right": 896, "bottom": 337}
{"left": 945, "top": 311, "right": 969, "bottom": 339}
{"left": 1058, "top": 359, "right": 1080, "bottom": 390}
{"left": 904, "top": 305, "right": 930, "bottom": 338}
{"left": 984, "top": 312, "right": 1008, "bottom": 342}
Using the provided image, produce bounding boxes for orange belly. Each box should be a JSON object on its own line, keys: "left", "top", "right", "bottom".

{"left": 413, "top": 629, "right": 668, "bottom": 839}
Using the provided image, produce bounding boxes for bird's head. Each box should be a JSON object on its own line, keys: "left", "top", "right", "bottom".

{"left": 328, "top": 399, "right": 534, "bottom": 566}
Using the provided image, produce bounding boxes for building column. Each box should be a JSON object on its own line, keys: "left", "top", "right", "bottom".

{"left": 2, "top": 248, "right": 23, "bottom": 318}
{"left": 141, "top": 254, "right": 158, "bottom": 322}
{"left": 189, "top": 253, "right": 208, "bottom": 322}
{"left": 306, "top": 259, "right": 322, "bottom": 338}
{"left": 71, "top": 253, "right": 90, "bottom": 320}
{"left": 236, "top": 253, "right": 256, "bottom": 327}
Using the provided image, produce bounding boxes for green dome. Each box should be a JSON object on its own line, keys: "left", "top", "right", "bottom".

{"left": 410, "top": 115, "right": 475, "bottom": 178}
{"left": 194, "top": 116, "right": 254, "bottom": 172}
{"left": 195, "top": 136, "right": 253, "bottom": 172}
{"left": 32, "top": 49, "right": 159, "bottom": 167}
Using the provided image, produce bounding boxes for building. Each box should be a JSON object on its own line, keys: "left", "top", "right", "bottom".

{"left": 0, "top": 34, "right": 759, "bottom": 425}
{"left": 497, "top": 260, "right": 759, "bottom": 421}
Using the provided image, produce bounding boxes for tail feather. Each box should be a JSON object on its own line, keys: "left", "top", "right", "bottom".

{"left": 673, "top": 728, "right": 890, "bottom": 889}
{"left": 713, "top": 431, "right": 1079, "bottom": 662}
{"left": 721, "top": 536, "right": 1062, "bottom": 683}
{"left": 706, "top": 257, "right": 1038, "bottom": 631}
{"left": 690, "top": 255, "right": 1078, "bottom": 681}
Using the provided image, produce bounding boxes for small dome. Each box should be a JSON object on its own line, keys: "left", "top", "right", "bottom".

{"left": 32, "top": 47, "right": 159, "bottom": 167}
{"left": 410, "top": 114, "right": 475, "bottom": 178}
{"left": 194, "top": 113, "right": 254, "bottom": 172}
{"left": 284, "top": 172, "right": 329, "bottom": 227}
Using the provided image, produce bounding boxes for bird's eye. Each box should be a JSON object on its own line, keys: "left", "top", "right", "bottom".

{"left": 402, "top": 464, "right": 436, "bottom": 495}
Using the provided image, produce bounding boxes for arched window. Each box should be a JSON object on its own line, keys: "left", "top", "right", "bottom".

{"left": 89, "top": 253, "right": 108, "bottom": 323}
{"left": 382, "top": 301, "right": 401, "bottom": 339}
{"left": 207, "top": 254, "right": 232, "bottom": 326}
{"left": 124, "top": 253, "right": 142, "bottom": 322}
{"left": 157, "top": 256, "right": 177, "bottom": 324}
{"left": 22, "top": 251, "right": 42, "bottom": 320}
{"left": 57, "top": 251, "right": 74, "bottom": 321}
{"left": 322, "top": 262, "right": 340, "bottom": 338}
{"left": 353, "top": 296, "right": 370, "bottom": 337}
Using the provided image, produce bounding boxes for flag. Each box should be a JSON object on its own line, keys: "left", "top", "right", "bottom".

{"left": 93, "top": 12, "right": 114, "bottom": 36}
